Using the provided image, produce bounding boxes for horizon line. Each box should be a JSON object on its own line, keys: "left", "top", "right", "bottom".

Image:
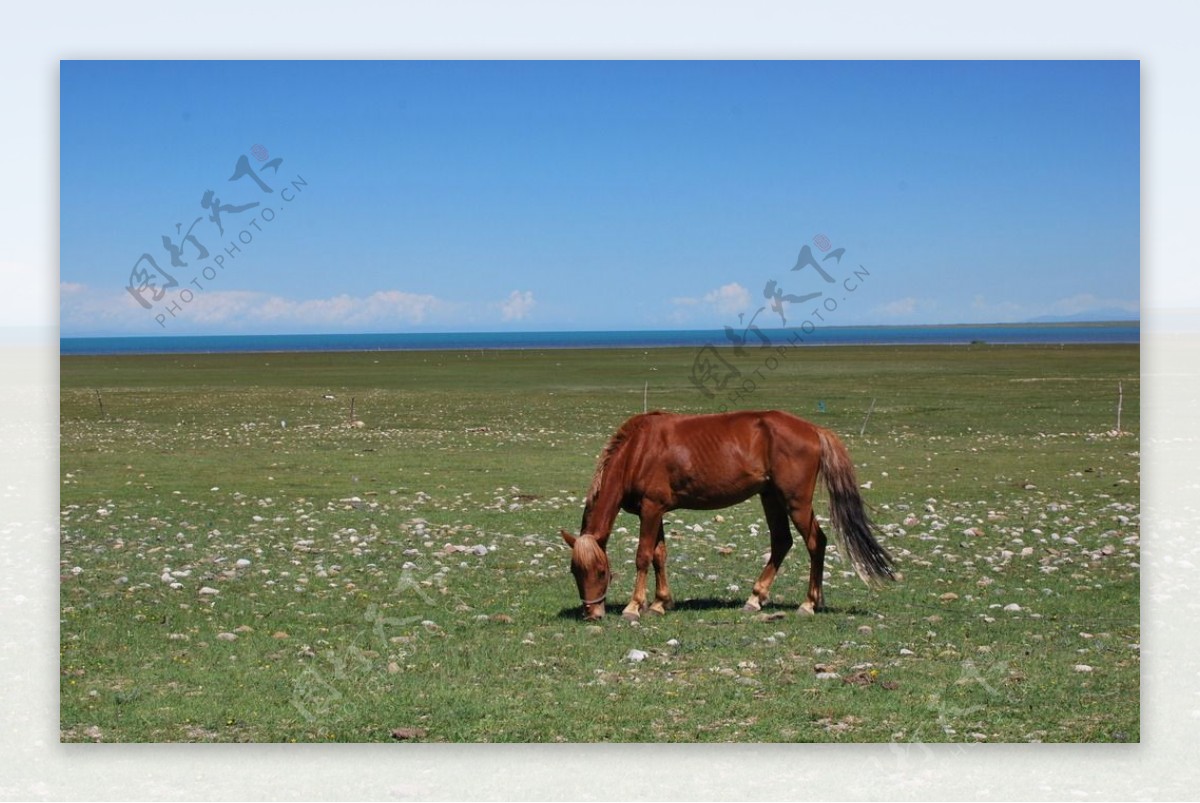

{"left": 59, "top": 318, "right": 1141, "bottom": 341}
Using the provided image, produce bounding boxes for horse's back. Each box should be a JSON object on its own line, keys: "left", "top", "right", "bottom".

{"left": 621, "top": 410, "right": 822, "bottom": 507}
{"left": 629, "top": 409, "right": 821, "bottom": 448}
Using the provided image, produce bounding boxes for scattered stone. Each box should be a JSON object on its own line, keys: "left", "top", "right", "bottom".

{"left": 199, "top": 587, "right": 219, "bottom": 596}
{"left": 666, "top": 638, "right": 680, "bottom": 647}
{"left": 390, "top": 727, "right": 427, "bottom": 740}
{"left": 899, "top": 648, "right": 915, "bottom": 656}
{"left": 272, "top": 631, "right": 290, "bottom": 639}
{"left": 940, "top": 592, "right": 959, "bottom": 602}
{"left": 625, "top": 649, "right": 648, "bottom": 663}
{"left": 235, "top": 558, "right": 252, "bottom": 568}
{"left": 216, "top": 632, "right": 238, "bottom": 641}
{"left": 1074, "top": 664, "right": 1094, "bottom": 673}
{"left": 816, "top": 672, "right": 840, "bottom": 680}
{"left": 1003, "top": 603, "right": 1022, "bottom": 612}
{"left": 844, "top": 670, "right": 878, "bottom": 686}
{"left": 755, "top": 612, "right": 787, "bottom": 623}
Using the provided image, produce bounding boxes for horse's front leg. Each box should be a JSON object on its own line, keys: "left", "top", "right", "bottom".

{"left": 648, "top": 519, "right": 673, "bottom": 616}
{"left": 623, "top": 505, "right": 664, "bottom": 621}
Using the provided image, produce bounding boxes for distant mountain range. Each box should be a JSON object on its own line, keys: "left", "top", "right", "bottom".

{"left": 1027, "top": 309, "right": 1140, "bottom": 323}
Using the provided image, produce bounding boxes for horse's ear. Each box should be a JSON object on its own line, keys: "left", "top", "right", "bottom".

{"left": 560, "top": 529, "right": 577, "bottom": 547}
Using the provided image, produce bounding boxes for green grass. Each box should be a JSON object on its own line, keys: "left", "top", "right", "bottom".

{"left": 60, "top": 343, "right": 1139, "bottom": 742}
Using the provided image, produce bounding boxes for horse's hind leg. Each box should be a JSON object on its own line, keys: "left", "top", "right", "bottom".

{"left": 744, "top": 489, "right": 793, "bottom": 612}
{"left": 792, "top": 501, "right": 827, "bottom": 615}
{"left": 648, "top": 520, "right": 673, "bottom": 615}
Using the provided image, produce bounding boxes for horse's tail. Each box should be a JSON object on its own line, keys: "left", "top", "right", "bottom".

{"left": 816, "top": 427, "right": 896, "bottom": 586}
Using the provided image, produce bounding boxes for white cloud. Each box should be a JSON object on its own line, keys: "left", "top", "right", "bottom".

{"left": 500, "top": 290, "right": 535, "bottom": 321}
{"left": 969, "top": 293, "right": 1138, "bottom": 322}
{"left": 704, "top": 283, "right": 752, "bottom": 316}
{"left": 1046, "top": 293, "right": 1139, "bottom": 317}
{"left": 871, "top": 296, "right": 941, "bottom": 320}
{"left": 670, "top": 282, "right": 752, "bottom": 321}
{"left": 60, "top": 282, "right": 447, "bottom": 334}
{"left": 249, "top": 290, "right": 440, "bottom": 327}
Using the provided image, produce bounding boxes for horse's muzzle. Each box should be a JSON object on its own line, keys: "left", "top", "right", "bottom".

{"left": 582, "top": 602, "right": 606, "bottom": 620}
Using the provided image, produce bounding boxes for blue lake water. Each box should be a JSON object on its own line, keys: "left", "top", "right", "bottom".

{"left": 60, "top": 322, "right": 1139, "bottom": 356}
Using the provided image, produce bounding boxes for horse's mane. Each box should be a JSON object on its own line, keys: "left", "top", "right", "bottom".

{"left": 585, "top": 412, "right": 662, "bottom": 509}
{"left": 573, "top": 533, "right": 607, "bottom": 574}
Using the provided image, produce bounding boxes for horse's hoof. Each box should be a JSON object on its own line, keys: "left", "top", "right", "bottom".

{"left": 647, "top": 603, "right": 667, "bottom": 616}
{"left": 621, "top": 610, "right": 641, "bottom": 622}
{"left": 797, "top": 603, "right": 817, "bottom": 616}
{"left": 743, "top": 597, "right": 763, "bottom": 613}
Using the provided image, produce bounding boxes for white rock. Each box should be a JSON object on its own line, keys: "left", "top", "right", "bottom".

{"left": 471, "top": 544, "right": 489, "bottom": 556}
{"left": 899, "top": 648, "right": 915, "bottom": 656}
{"left": 625, "top": 649, "right": 648, "bottom": 663}
{"left": 216, "top": 632, "right": 238, "bottom": 641}
{"left": 666, "top": 639, "right": 680, "bottom": 647}
{"left": 199, "top": 586, "right": 220, "bottom": 595}
{"left": 816, "top": 672, "right": 840, "bottom": 680}
{"left": 1074, "top": 664, "right": 1094, "bottom": 673}
{"left": 235, "top": 558, "right": 252, "bottom": 568}
{"left": 1003, "top": 603, "right": 1022, "bottom": 612}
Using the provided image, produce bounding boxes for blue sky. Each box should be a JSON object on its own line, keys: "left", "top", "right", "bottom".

{"left": 60, "top": 60, "right": 1139, "bottom": 337}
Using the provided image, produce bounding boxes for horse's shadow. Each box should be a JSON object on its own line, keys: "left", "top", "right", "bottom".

{"left": 555, "top": 597, "right": 875, "bottom": 620}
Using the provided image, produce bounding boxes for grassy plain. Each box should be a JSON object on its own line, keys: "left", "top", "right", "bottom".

{"left": 60, "top": 343, "right": 1139, "bottom": 742}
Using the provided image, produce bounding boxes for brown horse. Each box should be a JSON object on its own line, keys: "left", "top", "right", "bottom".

{"left": 561, "top": 410, "right": 894, "bottom": 620}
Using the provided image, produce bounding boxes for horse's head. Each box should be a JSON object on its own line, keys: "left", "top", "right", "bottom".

{"left": 560, "top": 530, "right": 610, "bottom": 620}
